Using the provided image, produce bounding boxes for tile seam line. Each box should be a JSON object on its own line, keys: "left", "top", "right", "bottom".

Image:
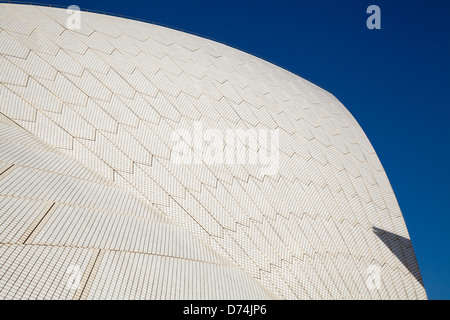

{"left": 0, "top": 242, "right": 241, "bottom": 267}
{"left": 76, "top": 248, "right": 101, "bottom": 300}
{"left": 21, "top": 202, "right": 55, "bottom": 244}
{"left": 0, "top": 163, "right": 14, "bottom": 176}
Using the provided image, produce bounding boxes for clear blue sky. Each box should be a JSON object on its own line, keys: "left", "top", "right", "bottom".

{"left": 25, "top": 0, "right": 450, "bottom": 299}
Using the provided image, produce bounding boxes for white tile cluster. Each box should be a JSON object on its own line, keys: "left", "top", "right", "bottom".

{"left": 0, "top": 4, "right": 426, "bottom": 299}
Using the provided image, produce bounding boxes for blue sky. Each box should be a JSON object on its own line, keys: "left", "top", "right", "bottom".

{"left": 27, "top": 0, "right": 449, "bottom": 299}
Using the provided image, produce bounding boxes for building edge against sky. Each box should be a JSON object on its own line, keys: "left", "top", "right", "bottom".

{"left": 0, "top": 3, "right": 426, "bottom": 299}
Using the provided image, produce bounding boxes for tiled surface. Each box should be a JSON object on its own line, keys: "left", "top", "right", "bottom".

{"left": 0, "top": 4, "right": 426, "bottom": 299}
{"left": 0, "top": 120, "right": 273, "bottom": 299}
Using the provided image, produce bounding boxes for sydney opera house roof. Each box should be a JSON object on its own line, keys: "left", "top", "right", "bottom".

{"left": 0, "top": 3, "right": 426, "bottom": 299}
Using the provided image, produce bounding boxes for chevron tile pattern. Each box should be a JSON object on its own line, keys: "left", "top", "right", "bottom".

{"left": 0, "top": 4, "right": 426, "bottom": 299}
